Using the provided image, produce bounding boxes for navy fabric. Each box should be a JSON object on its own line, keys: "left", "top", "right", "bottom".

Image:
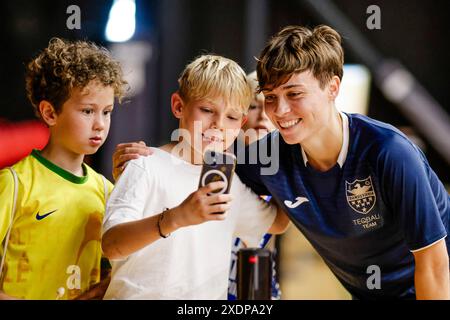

{"left": 235, "top": 113, "right": 450, "bottom": 299}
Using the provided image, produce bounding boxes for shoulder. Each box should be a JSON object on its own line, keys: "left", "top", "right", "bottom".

{"left": 0, "top": 167, "right": 14, "bottom": 184}
{"left": 349, "top": 113, "right": 424, "bottom": 164}
{"left": 128, "top": 148, "right": 174, "bottom": 171}
{"left": 83, "top": 164, "right": 114, "bottom": 191}
{"left": 4, "top": 154, "right": 37, "bottom": 188}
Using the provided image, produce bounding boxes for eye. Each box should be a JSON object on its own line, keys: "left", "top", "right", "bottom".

{"left": 264, "top": 95, "right": 276, "bottom": 103}
{"left": 200, "top": 107, "right": 213, "bottom": 113}
{"left": 103, "top": 109, "right": 112, "bottom": 116}
{"left": 82, "top": 108, "right": 94, "bottom": 115}
{"left": 249, "top": 105, "right": 257, "bottom": 110}
{"left": 288, "top": 92, "right": 303, "bottom": 98}
{"left": 227, "top": 115, "right": 239, "bottom": 121}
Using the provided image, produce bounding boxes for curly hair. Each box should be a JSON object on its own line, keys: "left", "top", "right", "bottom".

{"left": 26, "top": 37, "right": 128, "bottom": 118}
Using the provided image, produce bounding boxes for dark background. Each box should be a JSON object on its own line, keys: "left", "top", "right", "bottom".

{"left": 0, "top": 0, "right": 448, "bottom": 182}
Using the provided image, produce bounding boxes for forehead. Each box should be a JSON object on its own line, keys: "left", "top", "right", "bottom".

{"left": 190, "top": 96, "right": 244, "bottom": 114}
{"left": 262, "top": 70, "right": 319, "bottom": 93}
{"left": 69, "top": 81, "right": 114, "bottom": 102}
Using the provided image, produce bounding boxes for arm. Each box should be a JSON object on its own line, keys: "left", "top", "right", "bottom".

{"left": 0, "top": 291, "right": 19, "bottom": 300}
{"left": 267, "top": 204, "right": 291, "bottom": 234}
{"left": 102, "top": 181, "right": 232, "bottom": 260}
{"left": 413, "top": 238, "right": 450, "bottom": 300}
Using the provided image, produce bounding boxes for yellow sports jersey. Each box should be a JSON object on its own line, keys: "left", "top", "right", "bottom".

{"left": 0, "top": 150, "right": 113, "bottom": 299}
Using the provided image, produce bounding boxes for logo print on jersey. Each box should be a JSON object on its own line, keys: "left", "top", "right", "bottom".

{"left": 36, "top": 209, "right": 58, "bottom": 220}
{"left": 346, "top": 176, "right": 376, "bottom": 214}
{"left": 284, "top": 197, "right": 309, "bottom": 209}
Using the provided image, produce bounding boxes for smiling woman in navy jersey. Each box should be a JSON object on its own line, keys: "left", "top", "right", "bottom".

{"left": 234, "top": 25, "right": 449, "bottom": 300}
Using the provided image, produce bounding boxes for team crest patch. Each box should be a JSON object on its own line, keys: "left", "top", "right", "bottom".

{"left": 345, "top": 176, "right": 376, "bottom": 214}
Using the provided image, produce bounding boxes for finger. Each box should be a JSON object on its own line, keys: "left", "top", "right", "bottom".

{"left": 205, "top": 193, "right": 233, "bottom": 205}
{"left": 207, "top": 210, "right": 229, "bottom": 221}
{"left": 113, "top": 156, "right": 138, "bottom": 171}
{"left": 115, "top": 142, "right": 144, "bottom": 150}
{"left": 207, "top": 203, "right": 231, "bottom": 214}
{"left": 200, "top": 181, "right": 227, "bottom": 194}
{"left": 138, "top": 141, "right": 146, "bottom": 146}
{"left": 122, "top": 147, "right": 152, "bottom": 156}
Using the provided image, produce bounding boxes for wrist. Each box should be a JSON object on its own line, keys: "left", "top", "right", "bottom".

{"left": 158, "top": 207, "right": 182, "bottom": 238}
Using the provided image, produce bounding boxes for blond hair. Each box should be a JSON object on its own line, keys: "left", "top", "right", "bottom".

{"left": 178, "top": 55, "right": 252, "bottom": 114}
{"left": 257, "top": 25, "right": 344, "bottom": 91}
{"left": 26, "top": 37, "right": 128, "bottom": 119}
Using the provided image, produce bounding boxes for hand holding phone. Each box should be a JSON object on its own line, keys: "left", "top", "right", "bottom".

{"left": 198, "top": 150, "right": 236, "bottom": 213}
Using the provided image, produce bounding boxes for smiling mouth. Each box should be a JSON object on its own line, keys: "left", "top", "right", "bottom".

{"left": 202, "top": 133, "right": 223, "bottom": 143}
{"left": 278, "top": 119, "right": 301, "bottom": 129}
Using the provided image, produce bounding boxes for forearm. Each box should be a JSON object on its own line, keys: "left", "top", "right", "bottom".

{"left": 0, "top": 290, "right": 19, "bottom": 300}
{"left": 102, "top": 208, "right": 181, "bottom": 260}
{"left": 415, "top": 264, "right": 450, "bottom": 300}
{"left": 268, "top": 206, "right": 291, "bottom": 234}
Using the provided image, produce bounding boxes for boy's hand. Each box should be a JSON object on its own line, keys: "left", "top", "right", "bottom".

{"left": 171, "top": 181, "right": 233, "bottom": 228}
{"left": 73, "top": 274, "right": 111, "bottom": 300}
{"left": 112, "top": 141, "right": 152, "bottom": 181}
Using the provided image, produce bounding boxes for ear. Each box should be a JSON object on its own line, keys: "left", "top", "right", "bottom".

{"left": 171, "top": 92, "right": 185, "bottom": 119}
{"left": 39, "top": 100, "right": 58, "bottom": 126}
{"left": 328, "top": 75, "right": 341, "bottom": 101}
{"left": 241, "top": 115, "right": 248, "bottom": 127}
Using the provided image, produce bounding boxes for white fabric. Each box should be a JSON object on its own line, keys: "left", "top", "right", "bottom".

{"left": 103, "top": 148, "right": 276, "bottom": 300}
{"left": 301, "top": 111, "right": 349, "bottom": 167}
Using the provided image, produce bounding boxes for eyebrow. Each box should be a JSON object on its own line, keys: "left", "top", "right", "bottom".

{"left": 262, "top": 84, "right": 306, "bottom": 92}
{"left": 80, "top": 103, "right": 114, "bottom": 108}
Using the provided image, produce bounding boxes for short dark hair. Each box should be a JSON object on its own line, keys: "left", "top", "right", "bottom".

{"left": 257, "top": 25, "right": 344, "bottom": 91}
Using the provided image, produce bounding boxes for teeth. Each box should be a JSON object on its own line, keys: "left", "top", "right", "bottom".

{"left": 279, "top": 119, "right": 300, "bottom": 129}
{"left": 202, "top": 133, "right": 223, "bottom": 142}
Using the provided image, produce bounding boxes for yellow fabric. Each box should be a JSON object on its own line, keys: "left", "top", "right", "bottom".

{"left": 0, "top": 151, "right": 113, "bottom": 299}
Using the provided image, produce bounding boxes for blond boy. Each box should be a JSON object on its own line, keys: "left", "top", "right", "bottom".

{"left": 101, "top": 55, "right": 289, "bottom": 299}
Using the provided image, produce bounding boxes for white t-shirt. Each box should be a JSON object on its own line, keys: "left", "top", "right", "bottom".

{"left": 102, "top": 148, "right": 276, "bottom": 300}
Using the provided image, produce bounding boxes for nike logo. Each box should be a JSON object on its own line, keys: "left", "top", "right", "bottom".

{"left": 284, "top": 197, "right": 309, "bottom": 209}
{"left": 36, "top": 209, "right": 58, "bottom": 220}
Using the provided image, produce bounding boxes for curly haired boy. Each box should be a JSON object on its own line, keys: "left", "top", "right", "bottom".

{"left": 0, "top": 38, "right": 127, "bottom": 299}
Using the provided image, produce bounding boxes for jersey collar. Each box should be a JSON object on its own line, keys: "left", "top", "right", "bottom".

{"left": 300, "top": 112, "right": 349, "bottom": 168}
{"left": 31, "top": 149, "right": 88, "bottom": 184}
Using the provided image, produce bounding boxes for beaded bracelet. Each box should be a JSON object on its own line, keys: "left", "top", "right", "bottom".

{"left": 158, "top": 208, "right": 171, "bottom": 238}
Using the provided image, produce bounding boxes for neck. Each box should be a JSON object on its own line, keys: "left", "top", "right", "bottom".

{"left": 301, "top": 109, "right": 343, "bottom": 172}
{"left": 160, "top": 141, "right": 204, "bottom": 165}
{"left": 40, "top": 139, "right": 85, "bottom": 176}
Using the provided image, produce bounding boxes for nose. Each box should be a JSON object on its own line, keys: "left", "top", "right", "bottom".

{"left": 273, "top": 97, "right": 291, "bottom": 117}
{"left": 93, "top": 113, "right": 105, "bottom": 132}
{"left": 211, "top": 113, "right": 225, "bottom": 130}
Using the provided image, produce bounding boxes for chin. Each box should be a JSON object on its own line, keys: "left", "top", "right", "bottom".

{"left": 279, "top": 132, "right": 303, "bottom": 145}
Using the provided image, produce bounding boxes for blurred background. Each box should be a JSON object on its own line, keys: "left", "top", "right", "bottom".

{"left": 0, "top": 0, "right": 449, "bottom": 299}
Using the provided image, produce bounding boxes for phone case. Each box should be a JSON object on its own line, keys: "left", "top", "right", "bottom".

{"left": 198, "top": 151, "right": 236, "bottom": 214}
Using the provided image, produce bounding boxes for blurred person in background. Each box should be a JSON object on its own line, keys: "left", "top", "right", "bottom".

{"left": 228, "top": 71, "right": 281, "bottom": 300}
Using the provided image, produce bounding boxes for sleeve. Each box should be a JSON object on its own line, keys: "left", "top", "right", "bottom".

{"left": 0, "top": 169, "right": 14, "bottom": 248}
{"left": 233, "top": 176, "right": 277, "bottom": 247}
{"left": 107, "top": 179, "right": 114, "bottom": 196}
{"left": 102, "top": 159, "right": 152, "bottom": 236}
{"left": 234, "top": 142, "right": 271, "bottom": 196}
{"left": 374, "top": 135, "right": 447, "bottom": 251}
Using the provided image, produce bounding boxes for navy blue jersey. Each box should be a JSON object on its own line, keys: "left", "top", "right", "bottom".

{"left": 235, "top": 113, "right": 450, "bottom": 299}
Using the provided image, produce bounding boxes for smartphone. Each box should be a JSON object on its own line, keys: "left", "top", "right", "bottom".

{"left": 198, "top": 150, "right": 236, "bottom": 213}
